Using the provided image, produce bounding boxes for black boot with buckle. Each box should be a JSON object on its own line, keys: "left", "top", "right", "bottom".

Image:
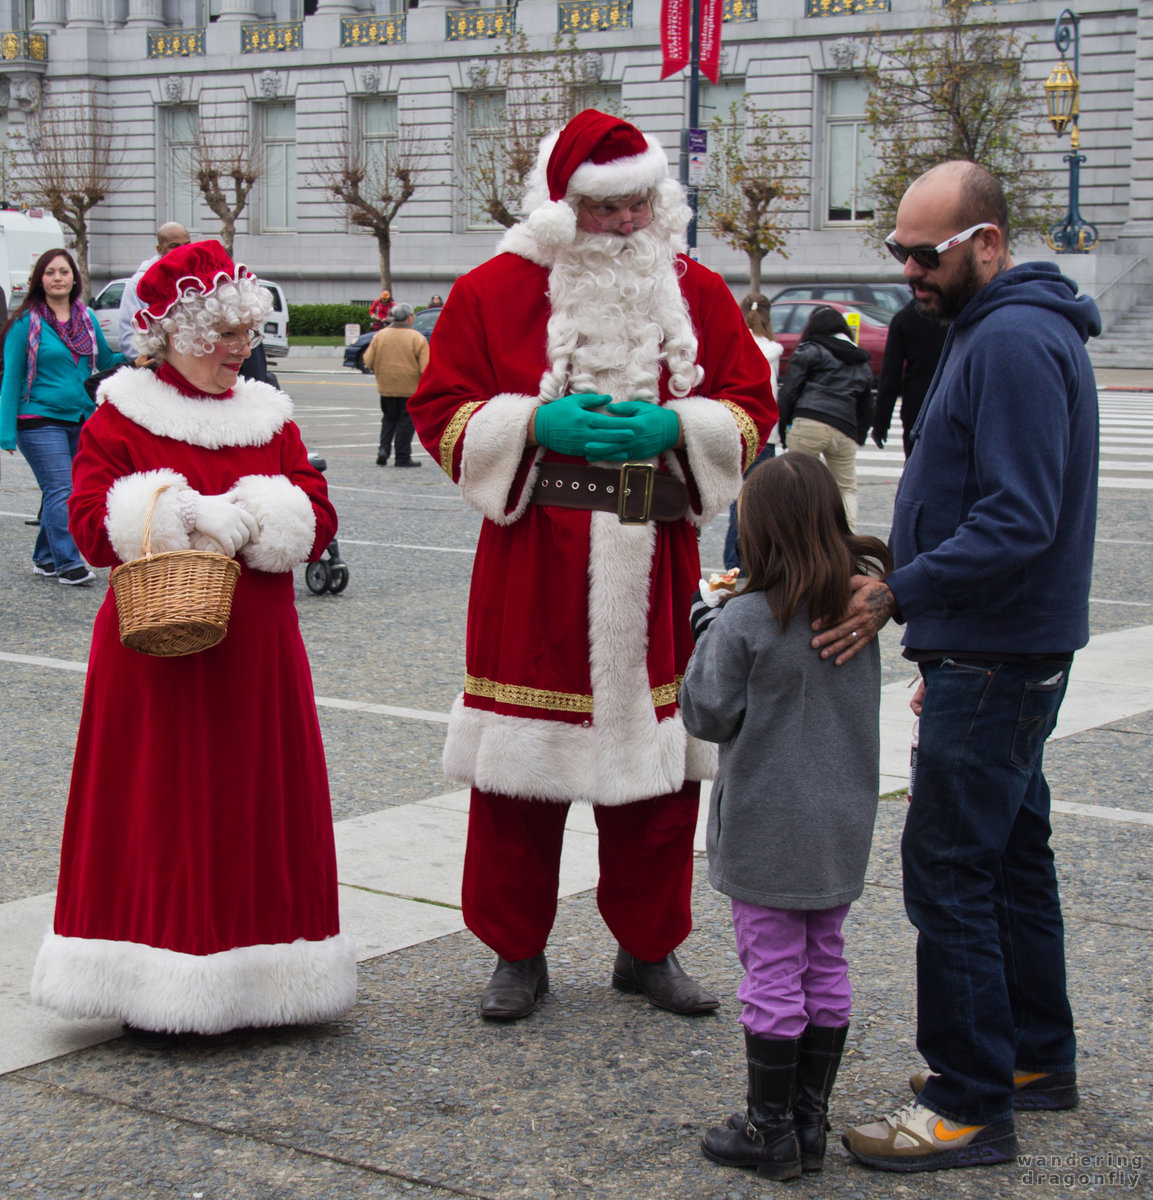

{"left": 702, "top": 1029, "right": 803, "bottom": 1180}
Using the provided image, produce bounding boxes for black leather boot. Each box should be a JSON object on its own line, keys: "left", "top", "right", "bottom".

{"left": 701, "top": 1030, "right": 802, "bottom": 1180}
{"left": 478, "top": 953, "right": 548, "bottom": 1020}
{"left": 794, "top": 1023, "right": 848, "bottom": 1171}
{"left": 610, "top": 947, "right": 719, "bottom": 1014}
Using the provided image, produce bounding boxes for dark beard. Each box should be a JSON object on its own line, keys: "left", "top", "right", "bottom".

{"left": 913, "top": 247, "right": 984, "bottom": 326}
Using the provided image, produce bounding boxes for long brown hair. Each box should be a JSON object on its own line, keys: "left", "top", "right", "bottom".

{"left": 737, "top": 453, "right": 893, "bottom": 632}
{"left": 740, "top": 292, "right": 776, "bottom": 341}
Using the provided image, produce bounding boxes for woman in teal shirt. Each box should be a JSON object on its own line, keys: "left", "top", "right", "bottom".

{"left": 0, "top": 248, "right": 143, "bottom": 584}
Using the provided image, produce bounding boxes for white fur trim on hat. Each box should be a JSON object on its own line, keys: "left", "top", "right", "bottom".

{"left": 566, "top": 134, "right": 670, "bottom": 201}
{"left": 230, "top": 474, "right": 318, "bottom": 572}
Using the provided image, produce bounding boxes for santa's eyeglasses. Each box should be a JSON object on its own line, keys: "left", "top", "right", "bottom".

{"left": 579, "top": 196, "right": 653, "bottom": 232}
{"left": 883, "top": 222, "right": 997, "bottom": 271}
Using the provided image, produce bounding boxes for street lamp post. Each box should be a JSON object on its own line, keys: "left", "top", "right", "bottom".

{"left": 1044, "top": 7, "right": 1098, "bottom": 253}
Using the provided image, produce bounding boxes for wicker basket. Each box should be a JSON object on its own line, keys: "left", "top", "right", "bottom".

{"left": 110, "top": 484, "right": 242, "bottom": 657}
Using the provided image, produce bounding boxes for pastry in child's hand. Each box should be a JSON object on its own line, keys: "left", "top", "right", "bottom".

{"left": 707, "top": 567, "right": 740, "bottom": 592}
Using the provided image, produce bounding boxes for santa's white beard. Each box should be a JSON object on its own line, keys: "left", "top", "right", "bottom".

{"left": 538, "top": 226, "right": 702, "bottom": 404}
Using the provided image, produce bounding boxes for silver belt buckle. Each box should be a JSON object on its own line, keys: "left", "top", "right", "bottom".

{"left": 617, "top": 462, "right": 655, "bottom": 524}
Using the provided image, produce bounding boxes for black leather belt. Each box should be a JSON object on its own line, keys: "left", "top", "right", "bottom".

{"left": 529, "top": 462, "right": 689, "bottom": 524}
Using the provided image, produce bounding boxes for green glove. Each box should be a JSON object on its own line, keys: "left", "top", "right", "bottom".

{"left": 598, "top": 399, "right": 681, "bottom": 460}
{"left": 534, "top": 393, "right": 631, "bottom": 458}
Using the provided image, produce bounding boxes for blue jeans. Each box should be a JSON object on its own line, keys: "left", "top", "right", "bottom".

{"left": 903, "top": 656, "right": 1076, "bottom": 1125}
{"left": 722, "top": 444, "right": 775, "bottom": 569}
{"left": 17, "top": 422, "right": 85, "bottom": 573}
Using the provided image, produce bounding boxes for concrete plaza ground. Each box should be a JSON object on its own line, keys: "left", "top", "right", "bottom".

{"left": 0, "top": 367, "right": 1150, "bottom": 1199}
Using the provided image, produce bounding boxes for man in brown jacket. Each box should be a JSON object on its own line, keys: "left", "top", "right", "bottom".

{"left": 364, "top": 303, "right": 430, "bottom": 468}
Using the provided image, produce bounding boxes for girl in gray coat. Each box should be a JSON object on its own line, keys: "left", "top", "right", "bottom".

{"left": 680, "top": 453, "right": 892, "bottom": 1180}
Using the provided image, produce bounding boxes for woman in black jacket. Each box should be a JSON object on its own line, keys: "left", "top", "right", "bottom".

{"left": 777, "top": 306, "right": 874, "bottom": 530}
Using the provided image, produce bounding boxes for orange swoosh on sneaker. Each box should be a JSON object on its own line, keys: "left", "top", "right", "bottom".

{"left": 933, "top": 1119, "right": 983, "bottom": 1142}
{"left": 1014, "top": 1071, "right": 1048, "bottom": 1085}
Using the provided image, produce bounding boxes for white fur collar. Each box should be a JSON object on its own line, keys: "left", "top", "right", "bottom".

{"left": 497, "top": 223, "right": 554, "bottom": 268}
{"left": 99, "top": 368, "right": 292, "bottom": 449}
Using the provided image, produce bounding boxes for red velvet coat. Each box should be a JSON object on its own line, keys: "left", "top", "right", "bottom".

{"left": 409, "top": 250, "right": 776, "bottom": 806}
{"left": 30, "top": 367, "right": 356, "bottom": 1034}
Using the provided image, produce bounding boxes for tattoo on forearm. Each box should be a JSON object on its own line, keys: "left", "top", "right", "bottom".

{"left": 864, "top": 587, "right": 894, "bottom": 632}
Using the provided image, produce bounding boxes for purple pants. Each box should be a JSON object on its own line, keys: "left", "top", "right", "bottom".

{"left": 732, "top": 899, "right": 853, "bottom": 1039}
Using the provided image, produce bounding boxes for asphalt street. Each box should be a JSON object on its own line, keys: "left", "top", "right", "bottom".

{"left": 0, "top": 366, "right": 1150, "bottom": 1199}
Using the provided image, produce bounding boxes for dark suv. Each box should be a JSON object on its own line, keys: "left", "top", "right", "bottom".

{"left": 769, "top": 283, "right": 911, "bottom": 316}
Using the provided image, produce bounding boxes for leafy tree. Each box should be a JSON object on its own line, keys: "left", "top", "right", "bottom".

{"left": 14, "top": 91, "right": 120, "bottom": 301}
{"left": 317, "top": 130, "right": 425, "bottom": 292}
{"left": 188, "top": 123, "right": 263, "bottom": 257}
{"left": 698, "top": 98, "right": 807, "bottom": 293}
{"left": 862, "top": 0, "right": 1054, "bottom": 245}
{"left": 461, "top": 30, "right": 620, "bottom": 229}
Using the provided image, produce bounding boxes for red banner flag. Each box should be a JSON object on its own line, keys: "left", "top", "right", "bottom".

{"left": 699, "top": 0, "right": 724, "bottom": 84}
{"left": 660, "top": 0, "right": 690, "bottom": 80}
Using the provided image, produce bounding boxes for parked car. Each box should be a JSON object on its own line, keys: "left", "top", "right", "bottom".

{"left": 343, "top": 305, "right": 441, "bottom": 372}
{"left": 770, "top": 282, "right": 910, "bottom": 316}
{"left": 770, "top": 299, "right": 892, "bottom": 380}
{"left": 92, "top": 275, "right": 289, "bottom": 357}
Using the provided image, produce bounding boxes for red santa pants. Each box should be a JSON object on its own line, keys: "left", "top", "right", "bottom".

{"left": 462, "top": 783, "right": 700, "bottom": 963}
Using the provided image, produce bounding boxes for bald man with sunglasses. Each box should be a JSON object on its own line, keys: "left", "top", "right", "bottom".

{"left": 815, "top": 161, "right": 1100, "bottom": 1173}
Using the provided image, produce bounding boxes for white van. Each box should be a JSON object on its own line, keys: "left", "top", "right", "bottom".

{"left": 0, "top": 209, "right": 68, "bottom": 310}
{"left": 91, "top": 274, "right": 289, "bottom": 357}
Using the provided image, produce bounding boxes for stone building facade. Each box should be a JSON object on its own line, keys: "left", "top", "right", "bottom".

{"left": 1, "top": 0, "right": 1147, "bottom": 329}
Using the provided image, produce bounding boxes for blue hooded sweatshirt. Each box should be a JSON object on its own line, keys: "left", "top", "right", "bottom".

{"left": 887, "top": 262, "right": 1100, "bottom": 655}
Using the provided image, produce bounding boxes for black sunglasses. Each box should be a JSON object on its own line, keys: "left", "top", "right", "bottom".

{"left": 883, "top": 222, "right": 997, "bottom": 271}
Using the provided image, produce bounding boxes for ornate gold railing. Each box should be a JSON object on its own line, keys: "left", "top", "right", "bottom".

{"left": 0, "top": 31, "right": 47, "bottom": 61}
{"left": 723, "top": 0, "right": 757, "bottom": 21}
{"left": 241, "top": 21, "right": 303, "bottom": 53}
{"left": 558, "top": 0, "right": 632, "bottom": 32}
{"left": 446, "top": 7, "right": 516, "bottom": 41}
{"left": 341, "top": 15, "right": 407, "bottom": 46}
{"left": 805, "top": 0, "right": 890, "bottom": 14}
{"left": 147, "top": 28, "right": 204, "bottom": 59}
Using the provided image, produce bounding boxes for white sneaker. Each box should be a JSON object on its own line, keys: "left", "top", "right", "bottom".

{"left": 57, "top": 566, "right": 95, "bottom": 586}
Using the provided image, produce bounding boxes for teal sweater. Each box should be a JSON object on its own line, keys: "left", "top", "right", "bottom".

{"left": 0, "top": 309, "right": 123, "bottom": 450}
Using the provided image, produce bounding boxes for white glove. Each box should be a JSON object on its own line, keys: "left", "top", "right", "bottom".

{"left": 697, "top": 577, "right": 726, "bottom": 608}
{"left": 191, "top": 493, "right": 259, "bottom": 557}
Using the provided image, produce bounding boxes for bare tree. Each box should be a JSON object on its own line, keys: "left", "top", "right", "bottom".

{"left": 699, "top": 99, "right": 807, "bottom": 293}
{"left": 13, "top": 91, "right": 120, "bottom": 301}
{"left": 461, "top": 30, "right": 619, "bottom": 229}
{"left": 316, "top": 131, "right": 425, "bottom": 292}
{"left": 188, "top": 124, "right": 263, "bottom": 257}
{"left": 863, "top": 0, "right": 1054, "bottom": 246}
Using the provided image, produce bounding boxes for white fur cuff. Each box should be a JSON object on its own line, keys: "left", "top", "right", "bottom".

{"left": 664, "top": 397, "right": 745, "bottom": 524}
{"left": 458, "top": 394, "right": 542, "bottom": 524}
{"left": 230, "top": 474, "right": 317, "bottom": 573}
{"left": 104, "top": 469, "right": 193, "bottom": 561}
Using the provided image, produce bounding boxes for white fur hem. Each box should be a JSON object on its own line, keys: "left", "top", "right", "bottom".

{"left": 31, "top": 930, "right": 357, "bottom": 1034}
{"left": 103, "top": 371, "right": 292, "bottom": 449}
{"left": 443, "top": 696, "right": 691, "bottom": 805}
{"left": 104, "top": 469, "right": 193, "bottom": 560}
{"left": 458, "top": 394, "right": 542, "bottom": 524}
{"left": 664, "top": 396, "right": 745, "bottom": 524}
{"left": 231, "top": 474, "right": 317, "bottom": 572}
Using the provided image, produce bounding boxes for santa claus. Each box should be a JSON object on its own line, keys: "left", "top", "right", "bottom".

{"left": 408, "top": 110, "right": 776, "bottom": 1020}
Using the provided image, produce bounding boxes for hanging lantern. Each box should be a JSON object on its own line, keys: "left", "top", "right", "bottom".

{"left": 1045, "top": 59, "right": 1079, "bottom": 137}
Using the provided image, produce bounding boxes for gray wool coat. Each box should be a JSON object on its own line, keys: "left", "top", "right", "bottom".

{"left": 679, "top": 592, "right": 881, "bottom": 910}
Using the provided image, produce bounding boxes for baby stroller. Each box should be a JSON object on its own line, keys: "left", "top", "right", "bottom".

{"left": 305, "top": 452, "right": 349, "bottom": 594}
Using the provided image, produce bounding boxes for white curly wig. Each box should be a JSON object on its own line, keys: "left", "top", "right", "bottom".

{"left": 134, "top": 276, "right": 273, "bottom": 359}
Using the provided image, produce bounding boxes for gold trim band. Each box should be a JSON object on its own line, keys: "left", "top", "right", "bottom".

{"left": 440, "top": 401, "right": 483, "bottom": 475}
{"left": 718, "top": 398, "right": 761, "bottom": 473}
{"left": 465, "top": 674, "right": 683, "bottom": 714}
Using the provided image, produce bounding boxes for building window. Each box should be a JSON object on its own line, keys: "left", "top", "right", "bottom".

{"left": 163, "top": 105, "right": 200, "bottom": 231}
{"left": 460, "top": 89, "right": 506, "bottom": 230}
{"left": 358, "top": 95, "right": 398, "bottom": 181}
{"left": 261, "top": 102, "right": 296, "bottom": 231}
{"left": 824, "top": 76, "right": 874, "bottom": 224}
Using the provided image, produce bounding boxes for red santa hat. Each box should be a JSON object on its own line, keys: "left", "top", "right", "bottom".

{"left": 133, "top": 240, "right": 253, "bottom": 333}
{"left": 524, "top": 109, "right": 671, "bottom": 249}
